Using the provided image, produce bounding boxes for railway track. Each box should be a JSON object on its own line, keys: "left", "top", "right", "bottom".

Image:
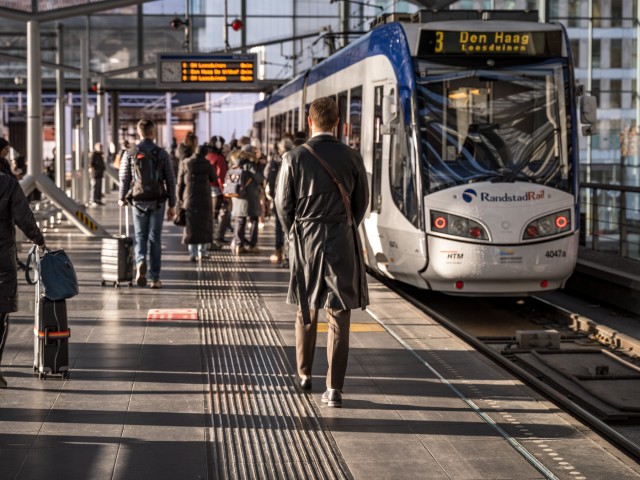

{"left": 368, "top": 276, "right": 640, "bottom": 465}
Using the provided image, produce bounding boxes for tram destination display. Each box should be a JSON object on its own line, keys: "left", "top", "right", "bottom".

{"left": 157, "top": 53, "right": 256, "bottom": 90}
{"left": 418, "top": 29, "right": 563, "bottom": 57}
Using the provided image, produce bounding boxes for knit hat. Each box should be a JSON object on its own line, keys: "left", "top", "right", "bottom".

{"left": 210, "top": 135, "right": 225, "bottom": 150}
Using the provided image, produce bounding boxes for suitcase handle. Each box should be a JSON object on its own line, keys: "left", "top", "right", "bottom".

{"left": 119, "top": 206, "right": 130, "bottom": 237}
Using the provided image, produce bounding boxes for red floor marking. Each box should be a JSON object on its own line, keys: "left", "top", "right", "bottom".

{"left": 147, "top": 308, "right": 198, "bottom": 321}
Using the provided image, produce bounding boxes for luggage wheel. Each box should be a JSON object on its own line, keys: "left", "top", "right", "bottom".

{"left": 39, "top": 372, "right": 46, "bottom": 380}
{"left": 62, "top": 371, "right": 70, "bottom": 380}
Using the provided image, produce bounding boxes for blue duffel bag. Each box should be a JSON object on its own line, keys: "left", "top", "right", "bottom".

{"left": 26, "top": 246, "right": 79, "bottom": 301}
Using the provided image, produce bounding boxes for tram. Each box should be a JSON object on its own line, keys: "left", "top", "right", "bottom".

{"left": 254, "top": 10, "right": 597, "bottom": 295}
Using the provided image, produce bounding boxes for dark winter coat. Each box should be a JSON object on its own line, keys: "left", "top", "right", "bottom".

{"left": 176, "top": 152, "right": 216, "bottom": 245}
{"left": 275, "top": 134, "right": 369, "bottom": 313}
{"left": 0, "top": 173, "right": 45, "bottom": 313}
{"left": 229, "top": 151, "right": 264, "bottom": 218}
{"left": 0, "top": 157, "right": 14, "bottom": 177}
{"left": 264, "top": 154, "right": 281, "bottom": 202}
{"left": 90, "top": 151, "right": 106, "bottom": 178}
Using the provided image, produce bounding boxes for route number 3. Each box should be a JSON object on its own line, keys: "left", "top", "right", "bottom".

{"left": 435, "top": 31, "right": 444, "bottom": 53}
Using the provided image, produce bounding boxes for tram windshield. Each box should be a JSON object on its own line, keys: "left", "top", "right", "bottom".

{"left": 415, "top": 61, "right": 571, "bottom": 194}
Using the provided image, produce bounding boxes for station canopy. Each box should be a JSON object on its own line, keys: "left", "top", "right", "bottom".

{"left": 0, "top": 0, "right": 150, "bottom": 21}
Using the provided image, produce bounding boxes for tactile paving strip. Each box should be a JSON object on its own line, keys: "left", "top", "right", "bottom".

{"left": 196, "top": 251, "right": 351, "bottom": 480}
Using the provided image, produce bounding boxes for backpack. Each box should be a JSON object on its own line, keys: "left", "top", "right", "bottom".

{"left": 127, "top": 146, "right": 168, "bottom": 202}
{"left": 224, "top": 164, "right": 252, "bottom": 199}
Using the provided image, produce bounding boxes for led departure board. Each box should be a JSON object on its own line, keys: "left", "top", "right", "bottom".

{"left": 157, "top": 53, "right": 256, "bottom": 90}
{"left": 418, "top": 29, "right": 563, "bottom": 57}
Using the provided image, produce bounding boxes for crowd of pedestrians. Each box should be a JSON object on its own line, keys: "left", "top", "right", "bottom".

{"left": 0, "top": 97, "right": 370, "bottom": 408}
{"left": 111, "top": 118, "right": 308, "bottom": 284}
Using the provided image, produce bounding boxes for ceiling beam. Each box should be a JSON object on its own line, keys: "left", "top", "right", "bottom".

{"left": 0, "top": 0, "right": 156, "bottom": 23}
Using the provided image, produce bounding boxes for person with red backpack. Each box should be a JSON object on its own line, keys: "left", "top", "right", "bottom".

{"left": 206, "top": 135, "right": 230, "bottom": 249}
{"left": 118, "top": 119, "right": 176, "bottom": 289}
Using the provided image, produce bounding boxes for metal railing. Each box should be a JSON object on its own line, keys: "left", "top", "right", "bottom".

{"left": 579, "top": 182, "right": 640, "bottom": 260}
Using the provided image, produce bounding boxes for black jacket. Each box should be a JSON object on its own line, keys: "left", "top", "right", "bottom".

{"left": 176, "top": 152, "right": 216, "bottom": 245}
{"left": 0, "top": 173, "right": 45, "bottom": 313}
{"left": 275, "top": 135, "right": 369, "bottom": 312}
{"left": 90, "top": 151, "right": 106, "bottom": 178}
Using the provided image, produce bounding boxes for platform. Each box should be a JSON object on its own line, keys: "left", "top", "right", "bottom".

{"left": 1, "top": 195, "right": 639, "bottom": 480}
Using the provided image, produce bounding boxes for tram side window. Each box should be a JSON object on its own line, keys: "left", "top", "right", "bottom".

{"left": 389, "top": 92, "right": 419, "bottom": 228}
{"left": 254, "top": 121, "right": 265, "bottom": 147}
{"left": 304, "top": 103, "right": 310, "bottom": 138}
{"left": 287, "top": 110, "right": 293, "bottom": 134}
{"left": 338, "top": 90, "right": 348, "bottom": 144}
{"left": 349, "top": 86, "right": 362, "bottom": 152}
{"left": 371, "top": 86, "right": 383, "bottom": 213}
{"left": 270, "top": 117, "right": 278, "bottom": 145}
{"left": 276, "top": 114, "right": 285, "bottom": 140}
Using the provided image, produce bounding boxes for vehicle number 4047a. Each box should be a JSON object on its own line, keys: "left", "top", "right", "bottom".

{"left": 545, "top": 250, "right": 566, "bottom": 258}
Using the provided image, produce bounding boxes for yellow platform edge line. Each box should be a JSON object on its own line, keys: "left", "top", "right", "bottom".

{"left": 317, "top": 323, "right": 385, "bottom": 333}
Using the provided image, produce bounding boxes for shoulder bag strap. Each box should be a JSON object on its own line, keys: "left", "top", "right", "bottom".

{"left": 302, "top": 143, "right": 353, "bottom": 227}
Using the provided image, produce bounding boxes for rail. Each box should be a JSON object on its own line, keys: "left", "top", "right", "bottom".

{"left": 579, "top": 182, "right": 640, "bottom": 261}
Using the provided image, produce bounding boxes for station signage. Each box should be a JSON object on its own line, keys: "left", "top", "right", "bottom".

{"left": 418, "top": 29, "right": 562, "bottom": 57}
{"left": 157, "top": 53, "right": 256, "bottom": 90}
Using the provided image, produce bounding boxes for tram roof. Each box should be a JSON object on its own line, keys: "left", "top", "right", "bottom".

{"left": 255, "top": 21, "right": 415, "bottom": 113}
{"left": 255, "top": 16, "right": 567, "bottom": 113}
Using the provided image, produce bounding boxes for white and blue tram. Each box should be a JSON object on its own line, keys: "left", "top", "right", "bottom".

{"left": 254, "top": 10, "right": 596, "bottom": 295}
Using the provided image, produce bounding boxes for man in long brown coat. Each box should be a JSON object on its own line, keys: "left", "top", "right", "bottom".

{"left": 275, "top": 96, "right": 369, "bottom": 408}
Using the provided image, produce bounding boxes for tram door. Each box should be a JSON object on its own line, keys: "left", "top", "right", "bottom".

{"left": 364, "top": 82, "right": 426, "bottom": 283}
{"left": 362, "top": 84, "right": 388, "bottom": 273}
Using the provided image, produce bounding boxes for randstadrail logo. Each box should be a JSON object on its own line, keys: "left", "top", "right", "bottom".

{"left": 461, "top": 189, "right": 546, "bottom": 203}
{"left": 462, "top": 189, "right": 477, "bottom": 203}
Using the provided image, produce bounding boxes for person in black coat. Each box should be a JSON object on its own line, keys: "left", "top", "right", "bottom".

{"left": 176, "top": 143, "right": 216, "bottom": 261}
{"left": 89, "top": 142, "right": 106, "bottom": 206}
{"left": 275, "top": 96, "right": 369, "bottom": 408}
{"left": 0, "top": 138, "right": 14, "bottom": 178}
{"left": 264, "top": 138, "right": 292, "bottom": 264}
{"left": 0, "top": 172, "right": 47, "bottom": 388}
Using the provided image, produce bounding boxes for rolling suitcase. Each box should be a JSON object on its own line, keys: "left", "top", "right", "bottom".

{"left": 101, "top": 207, "right": 134, "bottom": 287}
{"left": 31, "top": 248, "right": 71, "bottom": 380}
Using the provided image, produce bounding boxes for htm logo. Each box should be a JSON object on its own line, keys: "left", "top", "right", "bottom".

{"left": 462, "top": 189, "right": 477, "bottom": 203}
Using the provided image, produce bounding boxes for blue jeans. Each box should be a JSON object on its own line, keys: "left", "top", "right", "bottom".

{"left": 132, "top": 203, "right": 165, "bottom": 281}
{"left": 233, "top": 215, "right": 258, "bottom": 247}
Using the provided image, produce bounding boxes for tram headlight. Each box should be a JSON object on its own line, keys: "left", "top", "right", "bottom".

{"left": 523, "top": 210, "right": 571, "bottom": 240}
{"left": 430, "top": 211, "right": 489, "bottom": 241}
{"left": 450, "top": 217, "right": 468, "bottom": 236}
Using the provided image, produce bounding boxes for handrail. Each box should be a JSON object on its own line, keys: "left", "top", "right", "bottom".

{"left": 580, "top": 182, "right": 640, "bottom": 193}
{"left": 578, "top": 183, "right": 640, "bottom": 260}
